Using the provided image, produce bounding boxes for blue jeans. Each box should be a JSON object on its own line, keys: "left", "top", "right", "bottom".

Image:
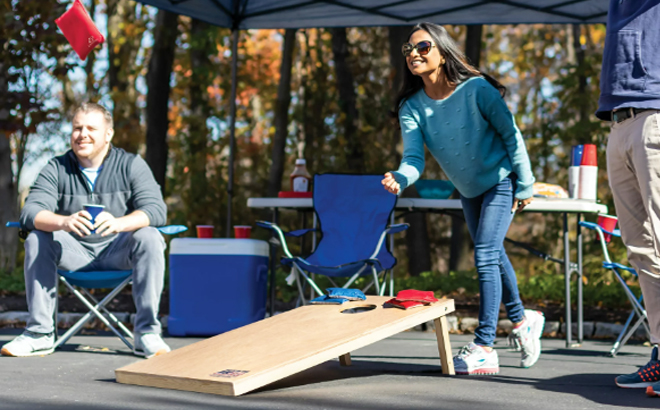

{"left": 460, "top": 175, "right": 525, "bottom": 346}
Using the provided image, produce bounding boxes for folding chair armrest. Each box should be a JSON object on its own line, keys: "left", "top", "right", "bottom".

{"left": 603, "top": 261, "right": 637, "bottom": 275}
{"left": 285, "top": 228, "right": 318, "bottom": 237}
{"left": 385, "top": 223, "right": 409, "bottom": 235}
{"left": 579, "top": 221, "right": 618, "bottom": 263}
{"left": 256, "top": 221, "right": 295, "bottom": 258}
{"left": 366, "top": 223, "right": 410, "bottom": 259}
{"left": 6, "top": 222, "right": 20, "bottom": 228}
{"left": 157, "top": 225, "right": 188, "bottom": 235}
{"left": 579, "top": 221, "right": 620, "bottom": 238}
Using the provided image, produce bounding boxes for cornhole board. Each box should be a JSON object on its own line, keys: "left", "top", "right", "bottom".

{"left": 116, "top": 296, "right": 455, "bottom": 396}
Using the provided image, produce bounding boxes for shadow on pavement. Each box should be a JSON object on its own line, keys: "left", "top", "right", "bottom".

{"left": 256, "top": 359, "right": 446, "bottom": 394}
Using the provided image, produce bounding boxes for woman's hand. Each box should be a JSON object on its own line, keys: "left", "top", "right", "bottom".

{"left": 382, "top": 172, "right": 401, "bottom": 195}
{"left": 512, "top": 196, "right": 533, "bottom": 214}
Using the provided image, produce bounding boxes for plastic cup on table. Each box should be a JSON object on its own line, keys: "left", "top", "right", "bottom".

{"left": 571, "top": 145, "right": 584, "bottom": 166}
{"left": 82, "top": 204, "right": 105, "bottom": 233}
{"left": 234, "top": 225, "right": 252, "bottom": 239}
{"left": 196, "top": 225, "right": 214, "bottom": 238}
{"left": 580, "top": 144, "right": 597, "bottom": 166}
{"left": 568, "top": 145, "right": 584, "bottom": 199}
{"left": 567, "top": 166, "right": 580, "bottom": 198}
{"left": 597, "top": 214, "right": 618, "bottom": 243}
{"left": 577, "top": 144, "right": 598, "bottom": 200}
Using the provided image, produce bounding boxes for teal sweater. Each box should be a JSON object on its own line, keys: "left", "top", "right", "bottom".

{"left": 391, "top": 77, "right": 535, "bottom": 199}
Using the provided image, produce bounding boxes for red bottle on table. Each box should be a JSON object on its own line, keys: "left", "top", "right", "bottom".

{"left": 290, "top": 159, "right": 311, "bottom": 192}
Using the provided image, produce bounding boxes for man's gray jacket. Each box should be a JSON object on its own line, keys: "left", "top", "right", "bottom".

{"left": 20, "top": 146, "right": 167, "bottom": 245}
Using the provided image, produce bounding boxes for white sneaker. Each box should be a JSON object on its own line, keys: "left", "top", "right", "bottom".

{"left": 1, "top": 331, "right": 55, "bottom": 357}
{"left": 134, "top": 333, "right": 171, "bottom": 358}
{"left": 453, "top": 342, "right": 499, "bottom": 375}
{"left": 507, "top": 332, "right": 522, "bottom": 351}
{"left": 510, "top": 309, "right": 545, "bottom": 368}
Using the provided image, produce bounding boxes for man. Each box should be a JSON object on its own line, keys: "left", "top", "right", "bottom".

{"left": 1, "top": 102, "right": 170, "bottom": 359}
{"left": 596, "top": 0, "right": 660, "bottom": 398}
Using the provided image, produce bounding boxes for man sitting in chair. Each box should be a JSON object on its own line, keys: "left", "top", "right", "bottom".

{"left": 1, "top": 102, "right": 170, "bottom": 358}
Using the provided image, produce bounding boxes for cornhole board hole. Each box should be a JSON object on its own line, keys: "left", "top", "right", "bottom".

{"left": 116, "top": 296, "right": 455, "bottom": 396}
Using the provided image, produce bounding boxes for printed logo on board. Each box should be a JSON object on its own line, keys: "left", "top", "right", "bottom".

{"left": 210, "top": 369, "right": 250, "bottom": 378}
{"left": 88, "top": 36, "right": 97, "bottom": 48}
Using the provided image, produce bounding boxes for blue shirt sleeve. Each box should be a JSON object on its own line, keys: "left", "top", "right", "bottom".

{"left": 476, "top": 83, "right": 535, "bottom": 199}
{"left": 391, "top": 101, "right": 425, "bottom": 193}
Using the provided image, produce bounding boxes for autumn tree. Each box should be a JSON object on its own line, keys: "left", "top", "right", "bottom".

{"left": 0, "top": 0, "right": 76, "bottom": 271}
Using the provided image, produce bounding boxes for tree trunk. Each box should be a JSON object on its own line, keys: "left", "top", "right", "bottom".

{"left": 184, "top": 19, "right": 215, "bottom": 229}
{"left": 145, "top": 10, "right": 178, "bottom": 195}
{"left": 266, "top": 29, "right": 297, "bottom": 197}
{"left": 0, "top": 24, "right": 18, "bottom": 271}
{"left": 465, "top": 25, "right": 483, "bottom": 67}
{"left": 305, "top": 29, "right": 329, "bottom": 172}
{"left": 572, "top": 24, "right": 589, "bottom": 128}
{"left": 106, "top": 0, "right": 143, "bottom": 153}
{"left": 85, "top": 0, "right": 97, "bottom": 98}
{"left": 449, "top": 25, "right": 484, "bottom": 273}
{"left": 331, "top": 27, "right": 363, "bottom": 173}
{"left": 388, "top": 26, "right": 431, "bottom": 276}
{"left": 0, "top": 129, "right": 18, "bottom": 272}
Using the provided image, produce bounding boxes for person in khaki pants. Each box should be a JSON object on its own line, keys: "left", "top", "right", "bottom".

{"left": 596, "top": 0, "right": 660, "bottom": 397}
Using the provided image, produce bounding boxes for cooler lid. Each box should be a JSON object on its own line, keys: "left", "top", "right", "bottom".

{"left": 170, "top": 238, "right": 269, "bottom": 256}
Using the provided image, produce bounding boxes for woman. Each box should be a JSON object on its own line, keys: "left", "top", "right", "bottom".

{"left": 382, "top": 22, "right": 544, "bottom": 375}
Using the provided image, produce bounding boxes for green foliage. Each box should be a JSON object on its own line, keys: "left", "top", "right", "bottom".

{"left": 392, "top": 268, "right": 640, "bottom": 311}
{"left": 395, "top": 270, "right": 480, "bottom": 296}
{"left": 0, "top": 266, "right": 25, "bottom": 294}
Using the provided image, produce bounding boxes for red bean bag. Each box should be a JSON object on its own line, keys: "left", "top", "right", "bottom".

{"left": 55, "top": 0, "right": 104, "bottom": 60}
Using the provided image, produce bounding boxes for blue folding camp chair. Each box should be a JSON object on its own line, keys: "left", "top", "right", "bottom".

{"left": 579, "top": 221, "right": 650, "bottom": 356}
{"left": 6, "top": 222, "right": 187, "bottom": 351}
{"left": 258, "top": 174, "right": 408, "bottom": 304}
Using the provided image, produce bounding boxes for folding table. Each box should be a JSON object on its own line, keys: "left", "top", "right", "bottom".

{"left": 247, "top": 197, "right": 607, "bottom": 348}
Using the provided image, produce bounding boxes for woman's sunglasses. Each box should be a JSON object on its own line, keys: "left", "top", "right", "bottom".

{"left": 401, "top": 40, "right": 435, "bottom": 57}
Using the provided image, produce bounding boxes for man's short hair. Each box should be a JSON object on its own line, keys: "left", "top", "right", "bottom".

{"left": 73, "top": 103, "right": 113, "bottom": 129}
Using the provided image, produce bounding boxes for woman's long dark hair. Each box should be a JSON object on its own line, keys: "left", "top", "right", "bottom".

{"left": 393, "top": 22, "right": 506, "bottom": 122}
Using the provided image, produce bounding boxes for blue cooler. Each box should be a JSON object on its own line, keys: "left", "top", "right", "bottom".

{"left": 168, "top": 238, "right": 269, "bottom": 336}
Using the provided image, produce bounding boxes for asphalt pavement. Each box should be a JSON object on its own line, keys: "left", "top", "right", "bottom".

{"left": 0, "top": 328, "right": 657, "bottom": 410}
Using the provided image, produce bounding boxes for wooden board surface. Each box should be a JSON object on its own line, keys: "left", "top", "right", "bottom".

{"left": 116, "top": 296, "right": 455, "bottom": 396}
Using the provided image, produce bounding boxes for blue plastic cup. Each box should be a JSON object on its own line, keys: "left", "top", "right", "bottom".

{"left": 571, "top": 145, "right": 584, "bottom": 166}
{"left": 83, "top": 204, "right": 105, "bottom": 233}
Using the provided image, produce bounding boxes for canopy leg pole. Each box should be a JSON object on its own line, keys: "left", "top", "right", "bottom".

{"left": 226, "top": 28, "right": 239, "bottom": 238}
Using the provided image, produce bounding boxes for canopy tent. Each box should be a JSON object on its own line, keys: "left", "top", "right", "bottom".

{"left": 136, "top": 1, "right": 609, "bottom": 28}
{"left": 134, "top": 0, "right": 609, "bottom": 236}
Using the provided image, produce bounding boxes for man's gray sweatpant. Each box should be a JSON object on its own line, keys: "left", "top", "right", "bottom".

{"left": 23, "top": 227, "right": 166, "bottom": 335}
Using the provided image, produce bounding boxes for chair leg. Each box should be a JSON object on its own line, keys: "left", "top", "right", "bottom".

{"left": 610, "top": 310, "right": 637, "bottom": 357}
{"left": 82, "top": 289, "right": 134, "bottom": 339}
{"left": 344, "top": 265, "right": 368, "bottom": 290}
{"left": 371, "top": 266, "right": 381, "bottom": 296}
{"left": 618, "top": 315, "right": 648, "bottom": 354}
{"left": 55, "top": 277, "right": 133, "bottom": 351}
{"left": 606, "top": 269, "right": 650, "bottom": 356}
{"left": 389, "top": 269, "right": 394, "bottom": 297}
{"left": 292, "top": 263, "right": 324, "bottom": 304}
